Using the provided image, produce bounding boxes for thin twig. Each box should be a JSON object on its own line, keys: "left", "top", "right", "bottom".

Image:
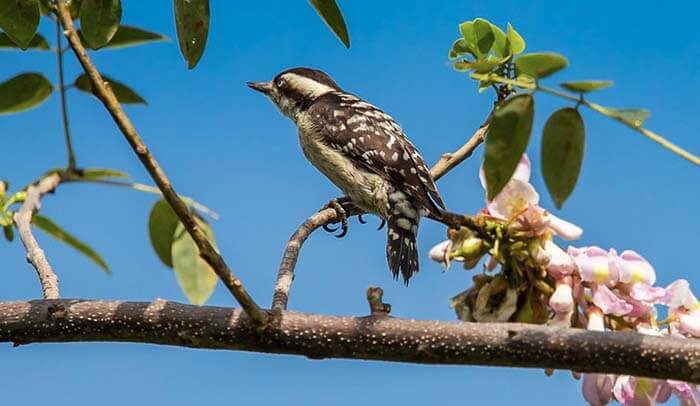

{"left": 430, "top": 122, "right": 489, "bottom": 181}
{"left": 3, "top": 299, "right": 700, "bottom": 384}
{"left": 53, "top": 3, "right": 269, "bottom": 328}
{"left": 366, "top": 286, "right": 391, "bottom": 316}
{"left": 55, "top": 19, "right": 76, "bottom": 171}
{"left": 272, "top": 118, "right": 491, "bottom": 310}
{"left": 12, "top": 174, "right": 62, "bottom": 299}
{"left": 66, "top": 177, "right": 220, "bottom": 220}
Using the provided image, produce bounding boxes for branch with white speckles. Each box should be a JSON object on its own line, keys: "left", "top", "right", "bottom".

{"left": 12, "top": 173, "right": 63, "bottom": 299}
{"left": 2, "top": 299, "right": 700, "bottom": 383}
{"left": 272, "top": 118, "right": 490, "bottom": 310}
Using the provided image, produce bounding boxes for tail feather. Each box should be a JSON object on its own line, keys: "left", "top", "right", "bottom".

{"left": 386, "top": 213, "right": 419, "bottom": 285}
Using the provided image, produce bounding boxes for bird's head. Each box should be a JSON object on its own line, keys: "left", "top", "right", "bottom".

{"left": 247, "top": 67, "right": 341, "bottom": 118}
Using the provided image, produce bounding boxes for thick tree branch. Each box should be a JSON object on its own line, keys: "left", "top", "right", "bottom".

{"left": 12, "top": 174, "right": 62, "bottom": 299}
{"left": 272, "top": 121, "right": 490, "bottom": 309}
{"left": 2, "top": 299, "right": 700, "bottom": 383}
{"left": 53, "top": 3, "right": 268, "bottom": 328}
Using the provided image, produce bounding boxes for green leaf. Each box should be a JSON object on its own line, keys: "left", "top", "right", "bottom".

{"left": 0, "top": 0, "right": 39, "bottom": 49}
{"left": 173, "top": 0, "right": 210, "bottom": 69}
{"left": 452, "top": 60, "right": 471, "bottom": 72}
{"left": 0, "top": 32, "right": 48, "bottom": 50}
{"left": 79, "top": 0, "right": 122, "bottom": 49}
{"left": 605, "top": 108, "right": 650, "bottom": 127}
{"left": 78, "top": 25, "right": 168, "bottom": 49}
{"left": 100, "top": 25, "right": 166, "bottom": 49}
{"left": 484, "top": 94, "right": 535, "bottom": 200}
{"left": 74, "top": 73, "right": 146, "bottom": 104}
{"left": 506, "top": 23, "right": 525, "bottom": 55}
{"left": 514, "top": 52, "right": 568, "bottom": 79}
{"left": 308, "top": 0, "right": 350, "bottom": 49}
{"left": 32, "top": 214, "right": 109, "bottom": 273}
{"left": 478, "top": 79, "right": 492, "bottom": 93}
{"left": 148, "top": 199, "right": 179, "bottom": 268}
{"left": 3, "top": 224, "right": 13, "bottom": 242}
{"left": 561, "top": 80, "right": 613, "bottom": 93}
{"left": 0, "top": 73, "right": 53, "bottom": 115}
{"left": 459, "top": 21, "right": 480, "bottom": 56}
{"left": 79, "top": 168, "right": 129, "bottom": 180}
{"left": 471, "top": 58, "right": 500, "bottom": 74}
{"left": 68, "top": 0, "right": 82, "bottom": 19}
{"left": 448, "top": 38, "right": 470, "bottom": 59}
{"left": 473, "top": 18, "right": 495, "bottom": 56}
{"left": 171, "top": 220, "right": 217, "bottom": 305}
{"left": 541, "top": 108, "right": 585, "bottom": 208}
{"left": 490, "top": 23, "right": 508, "bottom": 58}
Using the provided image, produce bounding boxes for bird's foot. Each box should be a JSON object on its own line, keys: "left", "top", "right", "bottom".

{"left": 321, "top": 198, "right": 385, "bottom": 237}
{"left": 358, "top": 213, "right": 386, "bottom": 230}
{"left": 321, "top": 197, "right": 353, "bottom": 238}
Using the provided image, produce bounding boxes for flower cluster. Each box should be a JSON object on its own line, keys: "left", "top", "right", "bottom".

{"left": 429, "top": 155, "right": 700, "bottom": 405}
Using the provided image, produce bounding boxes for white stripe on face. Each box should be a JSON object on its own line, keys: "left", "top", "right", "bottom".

{"left": 283, "top": 73, "right": 335, "bottom": 98}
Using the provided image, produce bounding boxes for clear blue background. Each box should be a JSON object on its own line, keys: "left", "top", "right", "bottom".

{"left": 1, "top": 1, "right": 698, "bottom": 404}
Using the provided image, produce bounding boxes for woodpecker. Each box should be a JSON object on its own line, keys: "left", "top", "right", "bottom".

{"left": 248, "top": 67, "right": 448, "bottom": 284}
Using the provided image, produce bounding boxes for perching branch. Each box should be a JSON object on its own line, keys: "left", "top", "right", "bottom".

{"left": 3, "top": 298, "right": 700, "bottom": 383}
{"left": 12, "top": 174, "right": 62, "bottom": 299}
{"left": 53, "top": 3, "right": 269, "bottom": 328}
{"left": 272, "top": 120, "right": 490, "bottom": 310}
{"left": 272, "top": 206, "right": 339, "bottom": 310}
{"left": 430, "top": 121, "right": 489, "bottom": 182}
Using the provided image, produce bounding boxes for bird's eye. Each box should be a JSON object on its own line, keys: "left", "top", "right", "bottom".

{"left": 276, "top": 79, "right": 286, "bottom": 88}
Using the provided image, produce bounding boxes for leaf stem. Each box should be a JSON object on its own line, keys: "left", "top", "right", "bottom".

{"left": 56, "top": 19, "right": 77, "bottom": 171}
{"left": 536, "top": 85, "right": 700, "bottom": 166}
{"left": 472, "top": 72, "right": 700, "bottom": 167}
{"left": 68, "top": 177, "right": 220, "bottom": 220}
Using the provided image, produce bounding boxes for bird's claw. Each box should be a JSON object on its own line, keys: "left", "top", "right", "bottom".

{"left": 322, "top": 198, "right": 349, "bottom": 238}
{"left": 321, "top": 198, "right": 384, "bottom": 237}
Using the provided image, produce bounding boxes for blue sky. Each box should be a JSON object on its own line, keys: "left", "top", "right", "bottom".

{"left": 1, "top": 1, "right": 699, "bottom": 404}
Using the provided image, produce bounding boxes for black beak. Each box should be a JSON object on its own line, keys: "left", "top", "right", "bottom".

{"left": 246, "top": 81, "right": 273, "bottom": 95}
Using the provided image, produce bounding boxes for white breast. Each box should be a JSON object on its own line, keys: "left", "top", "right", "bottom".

{"left": 296, "top": 114, "right": 389, "bottom": 218}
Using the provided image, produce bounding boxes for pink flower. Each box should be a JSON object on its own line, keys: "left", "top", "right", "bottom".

{"left": 547, "top": 212, "right": 583, "bottom": 240}
{"left": 487, "top": 180, "right": 539, "bottom": 221}
{"left": 593, "top": 285, "right": 633, "bottom": 316}
{"left": 550, "top": 278, "right": 574, "bottom": 314}
{"left": 679, "top": 312, "right": 700, "bottom": 337}
{"left": 665, "top": 380, "right": 700, "bottom": 405}
{"left": 630, "top": 284, "right": 667, "bottom": 303}
{"left": 665, "top": 279, "right": 699, "bottom": 310}
{"left": 665, "top": 280, "right": 700, "bottom": 338}
{"left": 583, "top": 374, "right": 614, "bottom": 406}
{"left": 544, "top": 240, "right": 576, "bottom": 279}
{"left": 569, "top": 246, "right": 619, "bottom": 285}
{"left": 549, "top": 278, "right": 575, "bottom": 328}
{"left": 428, "top": 240, "right": 451, "bottom": 267}
{"left": 480, "top": 154, "right": 532, "bottom": 189}
{"left": 613, "top": 376, "right": 636, "bottom": 405}
{"left": 614, "top": 250, "right": 656, "bottom": 286}
{"left": 587, "top": 307, "right": 605, "bottom": 331}
{"left": 479, "top": 154, "right": 582, "bottom": 239}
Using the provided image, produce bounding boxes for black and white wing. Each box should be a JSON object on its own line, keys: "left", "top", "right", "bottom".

{"left": 305, "top": 92, "right": 445, "bottom": 215}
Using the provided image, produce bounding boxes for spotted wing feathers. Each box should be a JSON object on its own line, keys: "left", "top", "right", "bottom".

{"left": 306, "top": 92, "right": 445, "bottom": 215}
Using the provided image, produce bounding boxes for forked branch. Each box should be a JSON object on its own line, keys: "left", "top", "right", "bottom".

{"left": 12, "top": 174, "right": 62, "bottom": 299}
{"left": 53, "top": 2, "right": 268, "bottom": 327}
